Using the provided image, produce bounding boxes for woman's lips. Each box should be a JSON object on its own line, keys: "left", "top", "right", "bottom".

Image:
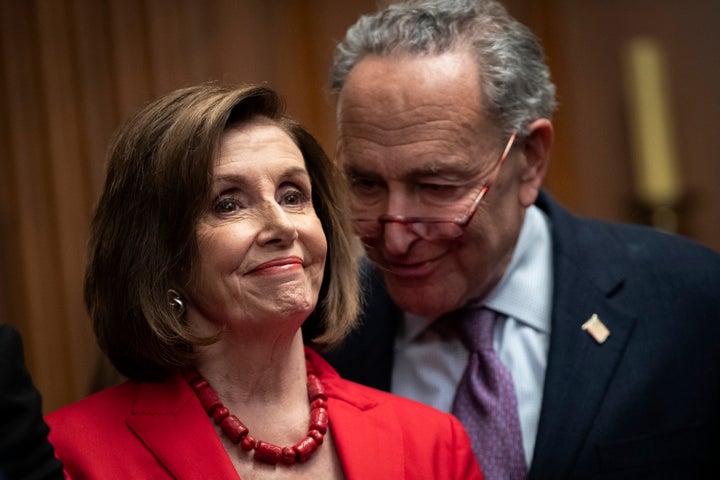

{"left": 249, "top": 256, "right": 303, "bottom": 274}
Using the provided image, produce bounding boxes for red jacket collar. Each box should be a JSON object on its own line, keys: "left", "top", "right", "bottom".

{"left": 126, "top": 348, "right": 399, "bottom": 479}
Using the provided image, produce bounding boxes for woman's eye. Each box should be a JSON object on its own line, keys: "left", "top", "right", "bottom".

{"left": 213, "top": 197, "right": 241, "bottom": 214}
{"left": 281, "top": 187, "right": 310, "bottom": 207}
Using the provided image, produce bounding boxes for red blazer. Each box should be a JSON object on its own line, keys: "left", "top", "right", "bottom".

{"left": 46, "top": 348, "right": 482, "bottom": 479}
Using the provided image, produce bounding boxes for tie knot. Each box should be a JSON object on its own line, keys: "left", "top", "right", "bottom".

{"left": 457, "top": 307, "right": 496, "bottom": 352}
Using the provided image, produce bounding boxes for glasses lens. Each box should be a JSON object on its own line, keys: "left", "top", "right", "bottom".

{"left": 410, "top": 221, "right": 464, "bottom": 240}
{"left": 353, "top": 219, "right": 382, "bottom": 239}
{"left": 350, "top": 182, "right": 482, "bottom": 217}
{"left": 353, "top": 218, "right": 464, "bottom": 242}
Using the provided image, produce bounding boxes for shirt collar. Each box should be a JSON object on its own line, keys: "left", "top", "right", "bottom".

{"left": 483, "top": 205, "right": 553, "bottom": 332}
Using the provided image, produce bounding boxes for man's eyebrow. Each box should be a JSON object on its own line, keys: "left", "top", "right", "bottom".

{"left": 343, "top": 162, "right": 475, "bottom": 181}
{"left": 342, "top": 164, "right": 379, "bottom": 178}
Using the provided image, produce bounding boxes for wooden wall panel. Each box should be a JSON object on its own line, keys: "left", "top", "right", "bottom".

{"left": 69, "top": 0, "right": 119, "bottom": 199}
{"left": 538, "top": 0, "right": 720, "bottom": 247}
{"left": 107, "top": 0, "right": 155, "bottom": 118}
{"left": 1, "top": 0, "right": 81, "bottom": 409}
{"left": 35, "top": 0, "right": 96, "bottom": 404}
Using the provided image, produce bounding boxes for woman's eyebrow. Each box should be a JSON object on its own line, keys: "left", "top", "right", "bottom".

{"left": 213, "top": 167, "right": 310, "bottom": 186}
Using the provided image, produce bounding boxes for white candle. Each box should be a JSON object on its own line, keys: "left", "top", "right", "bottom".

{"left": 622, "top": 37, "right": 682, "bottom": 206}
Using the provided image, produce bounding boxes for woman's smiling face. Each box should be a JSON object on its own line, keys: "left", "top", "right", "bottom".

{"left": 187, "top": 117, "right": 327, "bottom": 333}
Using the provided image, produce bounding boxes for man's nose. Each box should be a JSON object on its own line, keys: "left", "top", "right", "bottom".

{"left": 378, "top": 191, "right": 420, "bottom": 254}
{"left": 382, "top": 220, "right": 418, "bottom": 255}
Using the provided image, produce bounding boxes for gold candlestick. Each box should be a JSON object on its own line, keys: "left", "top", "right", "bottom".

{"left": 622, "top": 37, "right": 682, "bottom": 232}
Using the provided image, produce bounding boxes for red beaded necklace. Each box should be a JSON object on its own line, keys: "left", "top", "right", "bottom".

{"left": 183, "top": 364, "right": 329, "bottom": 465}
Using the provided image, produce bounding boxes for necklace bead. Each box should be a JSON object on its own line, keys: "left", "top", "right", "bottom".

{"left": 183, "top": 365, "right": 329, "bottom": 465}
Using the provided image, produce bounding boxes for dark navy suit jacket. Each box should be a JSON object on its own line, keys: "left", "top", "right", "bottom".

{"left": 0, "top": 325, "right": 63, "bottom": 480}
{"left": 325, "top": 191, "right": 720, "bottom": 479}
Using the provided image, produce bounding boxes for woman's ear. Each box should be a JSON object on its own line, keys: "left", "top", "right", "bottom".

{"left": 518, "top": 118, "right": 553, "bottom": 207}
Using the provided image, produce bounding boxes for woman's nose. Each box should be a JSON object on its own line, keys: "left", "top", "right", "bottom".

{"left": 256, "top": 201, "right": 299, "bottom": 245}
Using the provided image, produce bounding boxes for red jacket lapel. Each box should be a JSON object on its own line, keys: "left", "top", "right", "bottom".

{"left": 125, "top": 374, "right": 240, "bottom": 479}
{"left": 308, "top": 349, "right": 405, "bottom": 478}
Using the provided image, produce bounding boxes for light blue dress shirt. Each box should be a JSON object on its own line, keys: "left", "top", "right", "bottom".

{"left": 391, "top": 205, "right": 554, "bottom": 467}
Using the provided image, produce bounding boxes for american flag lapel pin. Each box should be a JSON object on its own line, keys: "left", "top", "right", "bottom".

{"left": 582, "top": 313, "right": 610, "bottom": 344}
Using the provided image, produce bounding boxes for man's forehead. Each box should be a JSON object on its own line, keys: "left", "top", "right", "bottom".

{"left": 338, "top": 130, "right": 490, "bottom": 186}
{"left": 340, "top": 52, "right": 481, "bottom": 107}
{"left": 337, "top": 53, "right": 490, "bottom": 136}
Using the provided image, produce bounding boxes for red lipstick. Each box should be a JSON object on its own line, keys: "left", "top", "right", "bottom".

{"left": 249, "top": 256, "right": 303, "bottom": 274}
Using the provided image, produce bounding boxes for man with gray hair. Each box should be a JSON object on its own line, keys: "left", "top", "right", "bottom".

{"left": 324, "top": 1, "right": 720, "bottom": 478}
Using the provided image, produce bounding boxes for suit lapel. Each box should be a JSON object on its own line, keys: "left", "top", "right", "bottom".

{"left": 530, "top": 193, "right": 638, "bottom": 478}
{"left": 125, "top": 374, "right": 239, "bottom": 479}
{"left": 324, "top": 259, "right": 399, "bottom": 391}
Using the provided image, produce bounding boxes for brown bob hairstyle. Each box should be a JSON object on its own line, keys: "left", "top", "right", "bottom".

{"left": 85, "top": 83, "right": 360, "bottom": 382}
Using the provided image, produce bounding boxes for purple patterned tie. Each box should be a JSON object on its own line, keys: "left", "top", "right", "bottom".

{"left": 451, "top": 307, "right": 527, "bottom": 480}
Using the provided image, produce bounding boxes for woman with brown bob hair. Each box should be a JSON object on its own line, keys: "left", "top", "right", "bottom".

{"left": 87, "top": 83, "right": 358, "bottom": 381}
{"left": 46, "top": 83, "right": 481, "bottom": 479}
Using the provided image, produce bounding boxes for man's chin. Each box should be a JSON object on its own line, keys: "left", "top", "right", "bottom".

{"left": 376, "top": 256, "right": 439, "bottom": 280}
{"left": 385, "top": 281, "right": 458, "bottom": 318}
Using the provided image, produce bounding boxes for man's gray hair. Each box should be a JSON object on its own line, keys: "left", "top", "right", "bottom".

{"left": 329, "top": 0, "right": 557, "bottom": 135}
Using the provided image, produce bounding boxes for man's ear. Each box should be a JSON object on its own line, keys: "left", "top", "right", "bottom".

{"left": 518, "top": 118, "right": 553, "bottom": 207}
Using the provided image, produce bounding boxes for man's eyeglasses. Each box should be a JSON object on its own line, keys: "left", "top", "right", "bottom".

{"left": 351, "top": 132, "right": 517, "bottom": 242}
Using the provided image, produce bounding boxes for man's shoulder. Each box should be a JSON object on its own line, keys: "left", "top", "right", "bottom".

{"left": 538, "top": 191, "right": 720, "bottom": 275}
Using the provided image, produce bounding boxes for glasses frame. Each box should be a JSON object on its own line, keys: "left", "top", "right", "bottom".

{"left": 352, "top": 131, "right": 518, "bottom": 242}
